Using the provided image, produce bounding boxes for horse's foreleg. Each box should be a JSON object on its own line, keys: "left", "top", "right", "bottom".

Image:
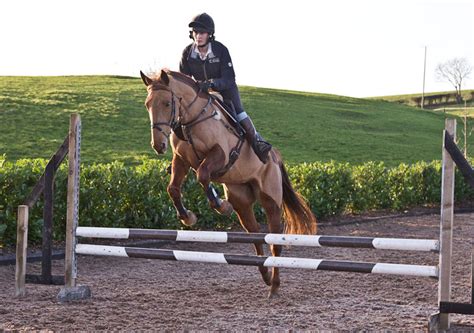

{"left": 196, "top": 145, "right": 233, "bottom": 216}
{"left": 167, "top": 155, "right": 196, "bottom": 226}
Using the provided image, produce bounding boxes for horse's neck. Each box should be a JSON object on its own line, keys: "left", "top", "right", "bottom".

{"left": 180, "top": 94, "right": 211, "bottom": 124}
{"left": 170, "top": 80, "right": 215, "bottom": 125}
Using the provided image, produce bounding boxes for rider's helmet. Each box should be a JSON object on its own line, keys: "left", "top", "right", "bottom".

{"left": 188, "top": 13, "right": 215, "bottom": 41}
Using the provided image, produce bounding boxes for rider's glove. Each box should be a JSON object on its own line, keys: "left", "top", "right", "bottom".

{"left": 198, "top": 80, "right": 214, "bottom": 92}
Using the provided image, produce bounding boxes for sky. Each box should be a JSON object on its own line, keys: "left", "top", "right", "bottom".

{"left": 0, "top": 0, "right": 473, "bottom": 97}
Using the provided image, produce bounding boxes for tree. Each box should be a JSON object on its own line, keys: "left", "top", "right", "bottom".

{"left": 435, "top": 57, "right": 472, "bottom": 104}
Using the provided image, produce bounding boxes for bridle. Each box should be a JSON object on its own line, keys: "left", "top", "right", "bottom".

{"left": 148, "top": 83, "right": 203, "bottom": 137}
{"left": 150, "top": 90, "right": 180, "bottom": 138}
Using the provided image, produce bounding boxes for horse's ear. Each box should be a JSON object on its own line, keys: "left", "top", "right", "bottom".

{"left": 140, "top": 71, "right": 153, "bottom": 86}
{"left": 160, "top": 69, "right": 170, "bottom": 85}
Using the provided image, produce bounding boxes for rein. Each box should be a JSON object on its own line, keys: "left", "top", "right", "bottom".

{"left": 181, "top": 97, "right": 216, "bottom": 162}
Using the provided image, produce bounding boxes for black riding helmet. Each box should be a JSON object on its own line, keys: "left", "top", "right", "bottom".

{"left": 188, "top": 13, "right": 215, "bottom": 41}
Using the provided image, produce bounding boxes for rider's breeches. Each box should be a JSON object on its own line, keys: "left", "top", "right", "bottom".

{"left": 220, "top": 84, "right": 248, "bottom": 122}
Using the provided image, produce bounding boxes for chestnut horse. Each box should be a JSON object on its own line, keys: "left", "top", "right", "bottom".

{"left": 140, "top": 69, "right": 317, "bottom": 297}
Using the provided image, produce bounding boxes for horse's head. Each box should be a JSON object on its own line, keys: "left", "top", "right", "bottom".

{"left": 140, "top": 70, "right": 176, "bottom": 154}
{"left": 141, "top": 69, "right": 201, "bottom": 154}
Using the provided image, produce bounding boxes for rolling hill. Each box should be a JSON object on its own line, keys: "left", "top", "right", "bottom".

{"left": 0, "top": 75, "right": 465, "bottom": 166}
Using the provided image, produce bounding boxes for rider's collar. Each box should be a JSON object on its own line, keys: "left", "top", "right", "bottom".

{"left": 191, "top": 42, "right": 214, "bottom": 60}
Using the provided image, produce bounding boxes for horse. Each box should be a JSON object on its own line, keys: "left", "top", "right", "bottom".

{"left": 140, "top": 69, "right": 317, "bottom": 297}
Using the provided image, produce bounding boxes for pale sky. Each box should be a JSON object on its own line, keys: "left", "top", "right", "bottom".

{"left": 1, "top": 0, "right": 473, "bottom": 97}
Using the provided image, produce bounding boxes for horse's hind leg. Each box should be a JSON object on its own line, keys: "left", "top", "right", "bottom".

{"left": 260, "top": 192, "right": 283, "bottom": 298}
{"left": 225, "top": 184, "right": 272, "bottom": 286}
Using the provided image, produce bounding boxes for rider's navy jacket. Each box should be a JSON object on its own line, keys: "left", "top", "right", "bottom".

{"left": 179, "top": 41, "right": 236, "bottom": 92}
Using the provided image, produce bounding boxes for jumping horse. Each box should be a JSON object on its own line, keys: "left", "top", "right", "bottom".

{"left": 140, "top": 69, "right": 317, "bottom": 297}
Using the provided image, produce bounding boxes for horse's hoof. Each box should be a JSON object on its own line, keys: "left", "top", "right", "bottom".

{"left": 180, "top": 210, "right": 197, "bottom": 226}
{"left": 216, "top": 200, "right": 233, "bottom": 216}
{"left": 268, "top": 289, "right": 280, "bottom": 299}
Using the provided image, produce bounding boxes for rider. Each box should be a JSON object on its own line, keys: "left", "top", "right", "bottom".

{"left": 179, "top": 13, "right": 272, "bottom": 164}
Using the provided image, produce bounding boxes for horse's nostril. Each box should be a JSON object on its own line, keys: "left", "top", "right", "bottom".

{"left": 151, "top": 141, "right": 167, "bottom": 154}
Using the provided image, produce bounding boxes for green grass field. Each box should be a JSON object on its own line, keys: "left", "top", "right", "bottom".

{"left": 1, "top": 76, "right": 471, "bottom": 166}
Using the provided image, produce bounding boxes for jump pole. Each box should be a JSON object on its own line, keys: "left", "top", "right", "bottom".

{"left": 76, "top": 227, "right": 440, "bottom": 252}
{"left": 57, "top": 114, "right": 90, "bottom": 302}
{"left": 75, "top": 244, "right": 439, "bottom": 278}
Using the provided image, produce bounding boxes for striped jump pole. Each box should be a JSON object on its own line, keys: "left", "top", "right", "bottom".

{"left": 76, "top": 227, "right": 440, "bottom": 252}
{"left": 76, "top": 244, "right": 439, "bottom": 278}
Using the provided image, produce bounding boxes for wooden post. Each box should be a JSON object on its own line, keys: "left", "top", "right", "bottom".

{"left": 438, "top": 118, "right": 456, "bottom": 330}
{"left": 464, "top": 114, "right": 467, "bottom": 157}
{"left": 23, "top": 136, "right": 69, "bottom": 209}
{"left": 24, "top": 136, "right": 68, "bottom": 286}
{"left": 41, "top": 161, "right": 54, "bottom": 284}
{"left": 58, "top": 113, "right": 90, "bottom": 302}
{"left": 421, "top": 46, "right": 427, "bottom": 109}
{"left": 472, "top": 241, "right": 474, "bottom": 304}
{"left": 64, "top": 114, "right": 81, "bottom": 288}
{"left": 15, "top": 205, "right": 29, "bottom": 297}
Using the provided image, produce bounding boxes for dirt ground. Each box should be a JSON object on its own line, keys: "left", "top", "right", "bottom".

{"left": 2, "top": 213, "right": 474, "bottom": 331}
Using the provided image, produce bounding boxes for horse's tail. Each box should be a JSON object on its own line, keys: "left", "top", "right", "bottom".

{"left": 279, "top": 160, "right": 317, "bottom": 235}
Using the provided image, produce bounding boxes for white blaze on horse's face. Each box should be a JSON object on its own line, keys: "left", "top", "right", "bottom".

{"left": 146, "top": 90, "right": 174, "bottom": 154}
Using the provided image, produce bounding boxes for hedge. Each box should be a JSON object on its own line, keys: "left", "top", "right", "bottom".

{"left": 1, "top": 156, "right": 474, "bottom": 246}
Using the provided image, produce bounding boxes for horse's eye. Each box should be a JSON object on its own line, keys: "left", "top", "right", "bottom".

{"left": 166, "top": 102, "right": 171, "bottom": 107}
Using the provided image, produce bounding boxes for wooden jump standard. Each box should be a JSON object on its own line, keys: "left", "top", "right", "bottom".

{"left": 15, "top": 113, "right": 81, "bottom": 297}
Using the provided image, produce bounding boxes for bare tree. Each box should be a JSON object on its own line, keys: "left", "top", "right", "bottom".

{"left": 435, "top": 57, "right": 472, "bottom": 104}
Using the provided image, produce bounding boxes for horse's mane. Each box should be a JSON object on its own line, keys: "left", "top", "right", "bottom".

{"left": 168, "top": 71, "right": 199, "bottom": 90}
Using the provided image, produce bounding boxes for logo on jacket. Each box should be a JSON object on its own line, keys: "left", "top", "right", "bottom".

{"left": 228, "top": 62, "right": 232, "bottom": 67}
{"left": 208, "top": 57, "right": 220, "bottom": 64}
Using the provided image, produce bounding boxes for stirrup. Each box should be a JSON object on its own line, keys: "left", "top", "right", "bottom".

{"left": 253, "top": 140, "right": 272, "bottom": 163}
